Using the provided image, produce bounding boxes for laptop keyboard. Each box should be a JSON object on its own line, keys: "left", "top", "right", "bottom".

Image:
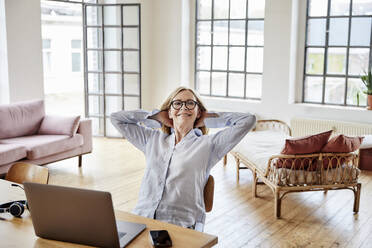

{"left": 118, "top": 232, "right": 126, "bottom": 239}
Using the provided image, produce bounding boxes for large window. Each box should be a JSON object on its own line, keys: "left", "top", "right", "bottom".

{"left": 303, "top": 0, "right": 372, "bottom": 107}
{"left": 195, "top": 0, "right": 265, "bottom": 99}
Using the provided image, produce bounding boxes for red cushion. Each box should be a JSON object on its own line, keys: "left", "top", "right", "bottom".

{"left": 321, "top": 135, "right": 364, "bottom": 153}
{"left": 281, "top": 130, "right": 333, "bottom": 155}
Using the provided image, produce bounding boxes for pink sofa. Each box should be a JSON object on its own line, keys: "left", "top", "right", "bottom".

{"left": 0, "top": 100, "right": 92, "bottom": 175}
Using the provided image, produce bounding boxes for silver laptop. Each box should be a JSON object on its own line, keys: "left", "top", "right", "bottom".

{"left": 24, "top": 182, "right": 146, "bottom": 248}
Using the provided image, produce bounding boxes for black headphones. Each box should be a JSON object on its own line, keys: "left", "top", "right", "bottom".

{"left": 0, "top": 200, "right": 28, "bottom": 217}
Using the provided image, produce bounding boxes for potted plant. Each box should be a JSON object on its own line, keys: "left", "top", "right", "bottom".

{"left": 361, "top": 67, "right": 372, "bottom": 110}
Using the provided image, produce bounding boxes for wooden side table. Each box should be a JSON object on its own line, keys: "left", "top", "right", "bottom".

{"left": 359, "top": 136, "right": 372, "bottom": 171}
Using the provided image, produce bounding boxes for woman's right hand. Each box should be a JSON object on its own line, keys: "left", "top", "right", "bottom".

{"left": 150, "top": 111, "right": 173, "bottom": 128}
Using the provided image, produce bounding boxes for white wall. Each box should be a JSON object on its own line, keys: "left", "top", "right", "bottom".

{"left": 0, "top": 0, "right": 9, "bottom": 104}
{"left": 2, "top": 0, "right": 44, "bottom": 103}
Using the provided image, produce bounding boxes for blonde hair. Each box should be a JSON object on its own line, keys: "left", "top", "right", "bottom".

{"left": 159, "top": 87, "right": 208, "bottom": 135}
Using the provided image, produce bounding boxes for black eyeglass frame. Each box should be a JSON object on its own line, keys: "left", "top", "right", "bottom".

{"left": 170, "top": 100, "right": 199, "bottom": 110}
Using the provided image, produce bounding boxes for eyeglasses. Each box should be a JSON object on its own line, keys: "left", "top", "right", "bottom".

{"left": 170, "top": 100, "right": 198, "bottom": 110}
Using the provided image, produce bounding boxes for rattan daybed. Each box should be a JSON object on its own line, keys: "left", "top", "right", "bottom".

{"left": 226, "top": 120, "right": 361, "bottom": 218}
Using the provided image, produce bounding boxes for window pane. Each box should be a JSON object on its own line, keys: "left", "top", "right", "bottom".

{"left": 103, "top": 6, "right": 120, "bottom": 26}
{"left": 352, "top": 0, "right": 372, "bottom": 15}
{"left": 212, "top": 47, "right": 228, "bottom": 70}
{"left": 307, "top": 19, "right": 326, "bottom": 46}
{"left": 329, "top": 18, "right": 349, "bottom": 46}
{"left": 248, "top": 0, "right": 265, "bottom": 18}
{"left": 88, "top": 73, "right": 103, "bottom": 94}
{"left": 89, "top": 95, "right": 104, "bottom": 115}
{"left": 123, "top": 6, "right": 139, "bottom": 26}
{"left": 229, "top": 47, "right": 245, "bottom": 71}
{"left": 197, "top": 0, "right": 212, "bottom": 19}
{"left": 104, "top": 28, "right": 121, "bottom": 49}
{"left": 347, "top": 78, "right": 367, "bottom": 106}
{"left": 71, "top": 39, "right": 81, "bottom": 49}
{"left": 306, "top": 48, "right": 324, "bottom": 75}
{"left": 105, "top": 74, "right": 122, "bottom": 94}
{"left": 43, "top": 39, "right": 51, "bottom": 49}
{"left": 327, "top": 48, "right": 347, "bottom": 75}
{"left": 91, "top": 117, "right": 104, "bottom": 136}
{"left": 42, "top": 52, "right": 52, "bottom": 74}
{"left": 105, "top": 96, "right": 122, "bottom": 116}
{"left": 124, "top": 96, "right": 140, "bottom": 110}
{"left": 87, "top": 27, "right": 102, "bottom": 48}
{"left": 87, "top": 50, "right": 102, "bottom": 71}
{"left": 124, "top": 74, "right": 140, "bottom": 95}
{"left": 211, "top": 72, "right": 227, "bottom": 96}
{"left": 213, "top": 21, "right": 228, "bottom": 45}
{"left": 214, "top": 0, "right": 229, "bottom": 19}
{"left": 197, "top": 21, "right": 211, "bottom": 45}
{"left": 123, "top": 51, "right": 139, "bottom": 72}
{"left": 246, "top": 74, "right": 262, "bottom": 98}
{"left": 196, "top": 46, "right": 211, "bottom": 70}
{"left": 247, "top": 20, "right": 264, "bottom": 46}
{"left": 304, "top": 76, "right": 323, "bottom": 102}
{"left": 228, "top": 73, "right": 244, "bottom": 97}
{"left": 106, "top": 118, "right": 121, "bottom": 137}
{"left": 86, "top": 6, "right": 102, "bottom": 26}
{"left": 246, "top": 47, "right": 263, "bottom": 73}
{"left": 350, "top": 17, "right": 372, "bottom": 46}
{"left": 229, "top": 21, "right": 245, "bottom": 45}
{"left": 230, "top": 0, "right": 246, "bottom": 19}
{"left": 105, "top": 51, "right": 121, "bottom": 72}
{"left": 325, "top": 77, "right": 345, "bottom": 104}
{"left": 308, "top": 0, "right": 328, "bottom": 16}
{"left": 71, "top": 53, "right": 81, "bottom": 72}
{"left": 330, "top": 0, "right": 350, "bottom": 15}
{"left": 348, "top": 48, "right": 370, "bottom": 76}
{"left": 197, "top": 71, "right": 211, "bottom": 95}
{"left": 123, "top": 28, "right": 139, "bottom": 49}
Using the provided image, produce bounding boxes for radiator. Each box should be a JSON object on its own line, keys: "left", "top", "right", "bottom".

{"left": 291, "top": 118, "right": 372, "bottom": 137}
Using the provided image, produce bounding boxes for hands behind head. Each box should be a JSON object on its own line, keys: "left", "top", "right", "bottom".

{"left": 152, "top": 111, "right": 173, "bottom": 128}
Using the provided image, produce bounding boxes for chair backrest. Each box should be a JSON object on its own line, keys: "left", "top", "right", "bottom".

{"left": 5, "top": 162, "right": 49, "bottom": 184}
{"left": 204, "top": 175, "right": 214, "bottom": 212}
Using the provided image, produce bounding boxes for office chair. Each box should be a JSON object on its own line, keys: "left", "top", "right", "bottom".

{"left": 5, "top": 162, "right": 49, "bottom": 184}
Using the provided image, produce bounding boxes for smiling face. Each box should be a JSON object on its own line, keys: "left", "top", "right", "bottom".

{"left": 168, "top": 90, "right": 200, "bottom": 130}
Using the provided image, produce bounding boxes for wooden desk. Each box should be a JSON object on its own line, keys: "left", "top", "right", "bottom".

{"left": 0, "top": 179, "right": 217, "bottom": 248}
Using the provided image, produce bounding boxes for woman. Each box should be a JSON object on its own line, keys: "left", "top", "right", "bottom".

{"left": 111, "top": 87, "right": 256, "bottom": 229}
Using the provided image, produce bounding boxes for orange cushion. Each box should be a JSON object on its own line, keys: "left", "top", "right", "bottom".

{"left": 321, "top": 135, "right": 364, "bottom": 153}
{"left": 281, "top": 130, "right": 333, "bottom": 155}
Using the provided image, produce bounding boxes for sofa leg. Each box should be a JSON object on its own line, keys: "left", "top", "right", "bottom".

{"left": 353, "top": 183, "right": 361, "bottom": 213}
{"left": 275, "top": 191, "right": 281, "bottom": 218}
{"left": 235, "top": 157, "right": 240, "bottom": 181}
{"left": 78, "top": 155, "right": 82, "bottom": 168}
{"left": 223, "top": 155, "right": 227, "bottom": 166}
{"left": 253, "top": 171, "right": 258, "bottom": 198}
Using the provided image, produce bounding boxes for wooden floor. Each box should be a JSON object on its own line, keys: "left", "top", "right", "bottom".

{"left": 46, "top": 137, "right": 372, "bottom": 248}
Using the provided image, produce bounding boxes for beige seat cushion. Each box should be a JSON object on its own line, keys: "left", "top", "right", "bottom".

{"left": 0, "top": 134, "right": 83, "bottom": 160}
{"left": 0, "top": 144, "right": 27, "bottom": 164}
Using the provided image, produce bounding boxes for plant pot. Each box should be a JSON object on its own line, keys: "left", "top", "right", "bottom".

{"left": 368, "top": 95, "right": 372, "bottom": 110}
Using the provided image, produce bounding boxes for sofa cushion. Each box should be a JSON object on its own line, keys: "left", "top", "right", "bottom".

{"left": 38, "top": 115, "right": 80, "bottom": 137}
{"left": 0, "top": 134, "right": 83, "bottom": 160}
{"left": 0, "top": 144, "right": 27, "bottom": 165}
{"left": 281, "top": 130, "right": 333, "bottom": 155}
{"left": 321, "top": 135, "right": 364, "bottom": 153}
{"left": 0, "top": 100, "right": 45, "bottom": 139}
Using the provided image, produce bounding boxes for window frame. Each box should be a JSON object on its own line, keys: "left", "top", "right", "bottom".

{"left": 302, "top": 0, "right": 372, "bottom": 107}
{"left": 194, "top": 0, "right": 265, "bottom": 100}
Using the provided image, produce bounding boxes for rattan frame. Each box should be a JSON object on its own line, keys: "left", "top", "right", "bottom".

{"left": 226, "top": 120, "right": 361, "bottom": 218}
